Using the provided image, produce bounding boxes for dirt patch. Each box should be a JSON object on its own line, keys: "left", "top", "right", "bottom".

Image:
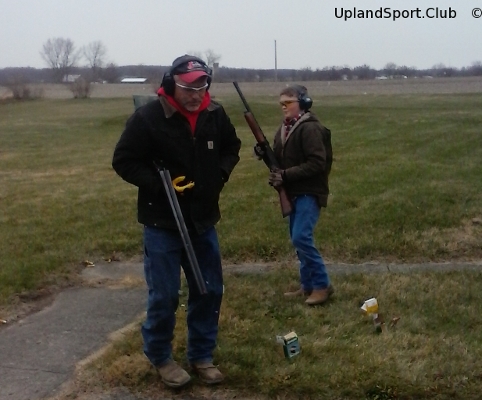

{"left": 0, "top": 283, "right": 75, "bottom": 329}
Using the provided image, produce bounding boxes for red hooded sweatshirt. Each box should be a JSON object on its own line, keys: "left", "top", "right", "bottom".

{"left": 157, "top": 87, "right": 211, "bottom": 135}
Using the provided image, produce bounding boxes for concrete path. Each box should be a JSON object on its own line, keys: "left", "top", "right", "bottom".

{"left": 0, "top": 260, "right": 481, "bottom": 400}
{"left": 0, "top": 262, "right": 147, "bottom": 400}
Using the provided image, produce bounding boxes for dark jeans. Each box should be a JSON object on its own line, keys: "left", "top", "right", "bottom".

{"left": 289, "top": 195, "right": 330, "bottom": 291}
{"left": 142, "top": 225, "right": 223, "bottom": 366}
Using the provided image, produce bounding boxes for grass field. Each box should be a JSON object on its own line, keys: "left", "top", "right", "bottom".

{"left": 1, "top": 80, "right": 482, "bottom": 399}
{"left": 80, "top": 268, "right": 482, "bottom": 400}
{"left": 2, "top": 76, "right": 482, "bottom": 99}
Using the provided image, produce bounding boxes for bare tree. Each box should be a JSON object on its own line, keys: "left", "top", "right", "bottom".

{"left": 432, "top": 63, "right": 446, "bottom": 70}
{"left": 383, "top": 62, "right": 397, "bottom": 78}
{"left": 397, "top": 65, "right": 416, "bottom": 78}
{"left": 40, "top": 37, "right": 80, "bottom": 83}
{"left": 4, "top": 73, "right": 44, "bottom": 100}
{"left": 470, "top": 61, "right": 482, "bottom": 76}
{"left": 183, "top": 50, "right": 220, "bottom": 68}
{"left": 103, "top": 62, "right": 120, "bottom": 83}
{"left": 204, "top": 49, "right": 221, "bottom": 67}
{"left": 353, "top": 64, "right": 376, "bottom": 80}
{"left": 186, "top": 51, "right": 204, "bottom": 60}
{"left": 83, "top": 41, "right": 107, "bottom": 81}
{"left": 69, "top": 77, "right": 93, "bottom": 99}
{"left": 299, "top": 66, "right": 313, "bottom": 81}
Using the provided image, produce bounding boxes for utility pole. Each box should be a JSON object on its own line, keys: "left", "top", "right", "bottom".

{"left": 274, "top": 39, "right": 278, "bottom": 82}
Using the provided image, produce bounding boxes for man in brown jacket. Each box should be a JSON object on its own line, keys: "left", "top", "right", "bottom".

{"left": 267, "top": 84, "right": 333, "bottom": 305}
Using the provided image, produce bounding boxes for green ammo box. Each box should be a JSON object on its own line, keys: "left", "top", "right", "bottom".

{"left": 132, "top": 94, "right": 158, "bottom": 111}
{"left": 281, "top": 332, "right": 300, "bottom": 359}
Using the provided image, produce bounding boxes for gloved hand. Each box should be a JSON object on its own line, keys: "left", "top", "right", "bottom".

{"left": 253, "top": 143, "right": 265, "bottom": 160}
{"left": 269, "top": 168, "right": 284, "bottom": 188}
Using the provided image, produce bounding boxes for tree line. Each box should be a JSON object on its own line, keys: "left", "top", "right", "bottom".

{"left": 3, "top": 61, "right": 482, "bottom": 85}
{"left": 1, "top": 37, "right": 482, "bottom": 98}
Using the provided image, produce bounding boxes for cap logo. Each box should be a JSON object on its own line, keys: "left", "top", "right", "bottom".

{"left": 187, "top": 60, "right": 204, "bottom": 71}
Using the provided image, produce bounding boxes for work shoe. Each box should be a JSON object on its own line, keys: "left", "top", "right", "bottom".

{"left": 284, "top": 287, "right": 312, "bottom": 297}
{"left": 305, "top": 285, "right": 334, "bottom": 306}
{"left": 191, "top": 362, "right": 224, "bottom": 384}
{"left": 156, "top": 360, "right": 191, "bottom": 388}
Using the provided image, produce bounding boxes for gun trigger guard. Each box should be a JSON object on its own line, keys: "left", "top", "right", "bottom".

{"left": 172, "top": 176, "right": 195, "bottom": 193}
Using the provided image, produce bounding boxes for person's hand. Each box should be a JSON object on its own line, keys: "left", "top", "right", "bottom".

{"left": 253, "top": 143, "right": 265, "bottom": 160}
{"left": 269, "top": 168, "right": 284, "bottom": 188}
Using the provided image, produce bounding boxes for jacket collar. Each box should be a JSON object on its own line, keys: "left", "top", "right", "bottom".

{"left": 281, "top": 112, "right": 312, "bottom": 145}
{"left": 158, "top": 95, "right": 219, "bottom": 118}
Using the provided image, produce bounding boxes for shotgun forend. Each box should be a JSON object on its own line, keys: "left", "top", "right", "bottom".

{"left": 233, "top": 82, "right": 292, "bottom": 217}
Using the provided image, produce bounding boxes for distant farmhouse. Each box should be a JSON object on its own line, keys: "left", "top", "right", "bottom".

{"left": 376, "top": 75, "right": 408, "bottom": 80}
{"left": 120, "top": 77, "right": 148, "bottom": 84}
{"left": 62, "top": 74, "right": 81, "bottom": 83}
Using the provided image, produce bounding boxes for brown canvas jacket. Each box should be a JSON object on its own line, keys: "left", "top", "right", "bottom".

{"left": 273, "top": 112, "right": 331, "bottom": 207}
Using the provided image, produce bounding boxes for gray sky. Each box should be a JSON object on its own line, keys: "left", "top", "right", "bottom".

{"left": 1, "top": 0, "right": 481, "bottom": 70}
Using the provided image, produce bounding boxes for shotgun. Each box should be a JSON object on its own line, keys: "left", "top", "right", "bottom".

{"left": 153, "top": 161, "right": 207, "bottom": 295}
{"left": 233, "top": 81, "right": 292, "bottom": 217}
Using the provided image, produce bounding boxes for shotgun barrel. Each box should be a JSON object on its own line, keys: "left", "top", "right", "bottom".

{"left": 153, "top": 162, "right": 207, "bottom": 295}
{"left": 233, "top": 81, "right": 293, "bottom": 217}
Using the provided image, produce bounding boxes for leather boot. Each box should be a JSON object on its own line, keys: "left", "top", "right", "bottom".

{"left": 156, "top": 360, "right": 191, "bottom": 388}
{"left": 284, "top": 288, "right": 312, "bottom": 297}
{"left": 191, "top": 362, "right": 224, "bottom": 384}
{"left": 305, "top": 285, "right": 334, "bottom": 305}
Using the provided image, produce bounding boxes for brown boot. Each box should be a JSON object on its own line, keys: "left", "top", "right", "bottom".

{"left": 156, "top": 360, "right": 191, "bottom": 388}
{"left": 305, "top": 285, "right": 334, "bottom": 306}
{"left": 284, "top": 288, "right": 312, "bottom": 297}
{"left": 191, "top": 362, "right": 224, "bottom": 384}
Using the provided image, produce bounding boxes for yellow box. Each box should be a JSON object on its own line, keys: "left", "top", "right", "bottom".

{"left": 361, "top": 298, "right": 378, "bottom": 315}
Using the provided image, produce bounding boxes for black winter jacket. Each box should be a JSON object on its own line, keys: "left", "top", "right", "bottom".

{"left": 112, "top": 96, "right": 241, "bottom": 234}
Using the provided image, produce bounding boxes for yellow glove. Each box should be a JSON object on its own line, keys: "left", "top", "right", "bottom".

{"left": 172, "top": 176, "right": 195, "bottom": 193}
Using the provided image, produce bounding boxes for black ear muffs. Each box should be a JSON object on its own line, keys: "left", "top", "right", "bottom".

{"left": 299, "top": 93, "right": 313, "bottom": 111}
{"left": 160, "top": 71, "right": 176, "bottom": 96}
{"left": 292, "top": 84, "right": 313, "bottom": 111}
{"left": 161, "top": 55, "right": 212, "bottom": 96}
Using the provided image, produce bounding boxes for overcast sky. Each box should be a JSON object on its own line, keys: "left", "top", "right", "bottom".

{"left": 1, "top": 0, "right": 481, "bottom": 70}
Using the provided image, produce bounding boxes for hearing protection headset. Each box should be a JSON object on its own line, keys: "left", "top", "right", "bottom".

{"left": 291, "top": 84, "right": 313, "bottom": 111}
{"left": 161, "top": 55, "right": 212, "bottom": 96}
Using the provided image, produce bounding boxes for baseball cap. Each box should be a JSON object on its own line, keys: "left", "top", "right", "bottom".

{"left": 171, "top": 55, "right": 210, "bottom": 83}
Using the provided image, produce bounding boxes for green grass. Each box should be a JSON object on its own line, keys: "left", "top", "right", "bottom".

{"left": 219, "top": 94, "right": 482, "bottom": 262}
{"left": 1, "top": 94, "right": 481, "bottom": 302}
{"left": 1, "top": 93, "right": 482, "bottom": 399}
{"left": 81, "top": 267, "right": 482, "bottom": 399}
{"left": 0, "top": 99, "right": 142, "bottom": 300}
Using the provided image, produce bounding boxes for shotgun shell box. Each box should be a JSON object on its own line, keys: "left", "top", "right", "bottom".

{"left": 361, "top": 298, "right": 379, "bottom": 315}
{"left": 280, "top": 331, "right": 300, "bottom": 359}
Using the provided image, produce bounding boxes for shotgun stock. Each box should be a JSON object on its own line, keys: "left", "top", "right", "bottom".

{"left": 233, "top": 81, "right": 292, "bottom": 217}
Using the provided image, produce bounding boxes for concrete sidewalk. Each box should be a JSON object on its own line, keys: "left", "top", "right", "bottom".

{"left": 0, "top": 262, "right": 147, "bottom": 400}
{"left": 0, "top": 260, "right": 481, "bottom": 400}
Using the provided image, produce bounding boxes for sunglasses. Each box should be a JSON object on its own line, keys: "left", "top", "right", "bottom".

{"left": 279, "top": 100, "right": 299, "bottom": 107}
{"left": 175, "top": 82, "right": 209, "bottom": 92}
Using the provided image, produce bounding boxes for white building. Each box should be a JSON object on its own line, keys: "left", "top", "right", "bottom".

{"left": 120, "top": 77, "right": 148, "bottom": 84}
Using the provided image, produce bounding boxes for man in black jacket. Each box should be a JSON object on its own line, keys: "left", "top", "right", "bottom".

{"left": 112, "top": 55, "right": 241, "bottom": 388}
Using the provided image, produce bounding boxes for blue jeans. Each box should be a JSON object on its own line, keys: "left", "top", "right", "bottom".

{"left": 141, "top": 225, "right": 223, "bottom": 366}
{"left": 289, "top": 195, "right": 330, "bottom": 291}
